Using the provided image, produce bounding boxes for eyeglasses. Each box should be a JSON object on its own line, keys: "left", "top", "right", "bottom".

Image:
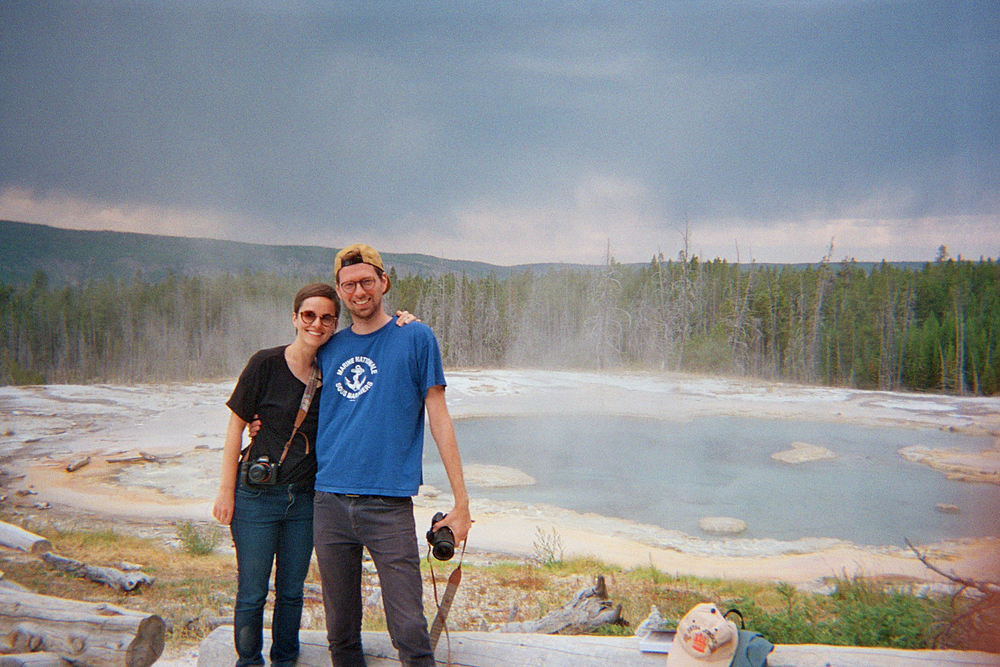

{"left": 339, "top": 277, "right": 378, "bottom": 293}
{"left": 298, "top": 310, "right": 337, "bottom": 327}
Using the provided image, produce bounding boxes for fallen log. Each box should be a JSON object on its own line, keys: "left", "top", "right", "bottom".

{"left": 0, "top": 523, "right": 51, "bottom": 555}
{"left": 0, "top": 653, "right": 72, "bottom": 667}
{"left": 104, "top": 452, "right": 162, "bottom": 464}
{"left": 768, "top": 644, "right": 1000, "bottom": 666}
{"left": 0, "top": 581, "right": 30, "bottom": 595}
{"left": 0, "top": 588, "right": 164, "bottom": 667}
{"left": 38, "top": 553, "right": 154, "bottom": 592}
{"left": 64, "top": 457, "right": 91, "bottom": 473}
{"left": 499, "top": 574, "right": 621, "bottom": 634}
{"left": 197, "top": 628, "right": 1000, "bottom": 667}
{"left": 198, "top": 628, "right": 660, "bottom": 667}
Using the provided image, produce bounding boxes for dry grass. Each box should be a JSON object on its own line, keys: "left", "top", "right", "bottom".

{"left": 1, "top": 507, "right": 996, "bottom": 654}
{"left": 0, "top": 513, "right": 244, "bottom": 646}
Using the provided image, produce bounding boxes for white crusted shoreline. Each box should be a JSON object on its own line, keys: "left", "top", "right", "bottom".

{"left": 2, "top": 369, "right": 999, "bottom": 584}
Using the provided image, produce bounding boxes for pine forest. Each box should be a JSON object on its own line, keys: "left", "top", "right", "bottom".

{"left": 1, "top": 254, "right": 998, "bottom": 396}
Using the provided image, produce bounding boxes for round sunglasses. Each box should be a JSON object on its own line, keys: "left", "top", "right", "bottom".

{"left": 298, "top": 310, "right": 337, "bottom": 327}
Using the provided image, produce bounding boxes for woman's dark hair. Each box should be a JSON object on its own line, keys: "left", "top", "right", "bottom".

{"left": 293, "top": 282, "right": 339, "bottom": 319}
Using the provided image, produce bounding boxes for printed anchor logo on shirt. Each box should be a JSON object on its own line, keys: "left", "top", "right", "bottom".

{"left": 336, "top": 356, "right": 378, "bottom": 400}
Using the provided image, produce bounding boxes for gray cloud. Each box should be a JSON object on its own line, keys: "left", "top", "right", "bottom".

{"left": 1, "top": 1, "right": 997, "bottom": 262}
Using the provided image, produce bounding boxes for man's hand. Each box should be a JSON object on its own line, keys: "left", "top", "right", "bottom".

{"left": 433, "top": 505, "right": 473, "bottom": 547}
{"left": 425, "top": 385, "right": 472, "bottom": 546}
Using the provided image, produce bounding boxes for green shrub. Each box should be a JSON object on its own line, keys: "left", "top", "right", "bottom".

{"left": 176, "top": 521, "right": 221, "bottom": 556}
{"left": 1, "top": 351, "right": 45, "bottom": 385}
{"left": 735, "top": 576, "right": 940, "bottom": 648}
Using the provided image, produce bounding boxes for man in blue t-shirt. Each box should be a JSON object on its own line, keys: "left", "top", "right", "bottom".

{"left": 314, "top": 243, "right": 472, "bottom": 667}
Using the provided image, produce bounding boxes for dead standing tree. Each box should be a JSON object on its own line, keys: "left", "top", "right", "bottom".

{"left": 674, "top": 225, "right": 695, "bottom": 371}
{"left": 727, "top": 257, "right": 758, "bottom": 374}
{"left": 804, "top": 241, "right": 834, "bottom": 383}
{"left": 585, "top": 243, "right": 631, "bottom": 370}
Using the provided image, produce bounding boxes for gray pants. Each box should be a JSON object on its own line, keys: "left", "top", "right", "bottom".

{"left": 313, "top": 492, "right": 435, "bottom": 667}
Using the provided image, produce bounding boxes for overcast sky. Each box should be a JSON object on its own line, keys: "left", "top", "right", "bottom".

{"left": 2, "top": 1, "right": 997, "bottom": 266}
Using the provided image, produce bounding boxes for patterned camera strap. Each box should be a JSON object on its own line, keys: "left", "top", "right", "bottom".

{"left": 273, "top": 362, "right": 321, "bottom": 465}
{"left": 428, "top": 539, "right": 467, "bottom": 662}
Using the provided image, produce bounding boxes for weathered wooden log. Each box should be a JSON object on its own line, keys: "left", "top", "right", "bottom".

{"left": 499, "top": 575, "right": 621, "bottom": 634}
{"left": 0, "top": 653, "right": 72, "bottom": 667}
{"left": 64, "top": 457, "right": 91, "bottom": 473}
{"left": 0, "top": 523, "right": 51, "bottom": 555}
{"left": 197, "top": 628, "right": 1000, "bottom": 667}
{"left": 768, "top": 644, "right": 1000, "bottom": 666}
{"left": 38, "top": 553, "right": 154, "bottom": 592}
{"left": 115, "top": 562, "right": 143, "bottom": 573}
{"left": 0, "top": 581, "right": 30, "bottom": 595}
{"left": 103, "top": 452, "right": 161, "bottom": 464}
{"left": 0, "top": 588, "right": 164, "bottom": 667}
{"left": 197, "top": 627, "right": 661, "bottom": 667}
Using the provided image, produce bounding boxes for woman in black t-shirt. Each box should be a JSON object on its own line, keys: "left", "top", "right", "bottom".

{"left": 212, "top": 282, "right": 339, "bottom": 667}
{"left": 212, "top": 284, "right": 417, "bottom": 667}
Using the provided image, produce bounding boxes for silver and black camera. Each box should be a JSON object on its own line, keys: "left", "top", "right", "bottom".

{"left": 240, "top": 455, "right": 279, "bottom": 486}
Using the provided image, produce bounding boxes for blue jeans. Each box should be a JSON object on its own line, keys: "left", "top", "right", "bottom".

{"left": 313, "top": 492, "right": 434, "bottom": 667}
{"left": 231, "top": 481, "right": 315, "bottom": 667}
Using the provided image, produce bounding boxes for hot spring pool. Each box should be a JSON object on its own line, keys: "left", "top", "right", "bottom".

{"left": 423, "top": 415, "right": 1000, "bottom": 546}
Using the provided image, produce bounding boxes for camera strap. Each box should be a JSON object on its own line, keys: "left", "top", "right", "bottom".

{"left": 428, "top": 539, "right": 466, "bottom": 660}
{"left": 278, "top": 362, "right": 321, "bottom": 464}
{"left": 239, "top": 362, "right": 321, "bottom": 466}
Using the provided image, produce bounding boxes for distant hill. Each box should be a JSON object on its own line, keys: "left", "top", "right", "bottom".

{"left": 0, "top": 219, "right": 930, "bottom": 285}
{"left": 0, "top": 220, "right": 592, "bottom": 284}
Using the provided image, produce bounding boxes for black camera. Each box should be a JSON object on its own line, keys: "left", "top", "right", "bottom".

{"left": 425, "top": 512, "right": 455, "bottom": 561}
{"left": 240, "top": 456, "right": 279, "bottom": 486}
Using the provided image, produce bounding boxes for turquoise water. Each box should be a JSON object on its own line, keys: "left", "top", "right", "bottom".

{"left": 424, "top": 415, "right": 1000, "bottom": 546}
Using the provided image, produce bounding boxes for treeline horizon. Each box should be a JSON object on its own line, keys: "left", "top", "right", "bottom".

{"left": 1, "top": 252, "right": 998, "bottom": 395}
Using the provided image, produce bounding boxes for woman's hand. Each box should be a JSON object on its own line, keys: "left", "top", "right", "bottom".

{"left": 212, "top": 488, "right": 235, "bottom": 525}
{"left": 396, "top": 310, "right": 420, "bottom": 325}
{"left": 215, "top": 410, "right": 247, "bottom": 526}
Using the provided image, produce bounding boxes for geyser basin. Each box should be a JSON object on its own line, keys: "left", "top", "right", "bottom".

{"left": 424, "top": 414, "right": 1000, "bottom": 546}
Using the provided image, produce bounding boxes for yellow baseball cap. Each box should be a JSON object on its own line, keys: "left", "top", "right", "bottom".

{"left": 334, "top": 243, "right": 391, "bottom": 293}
